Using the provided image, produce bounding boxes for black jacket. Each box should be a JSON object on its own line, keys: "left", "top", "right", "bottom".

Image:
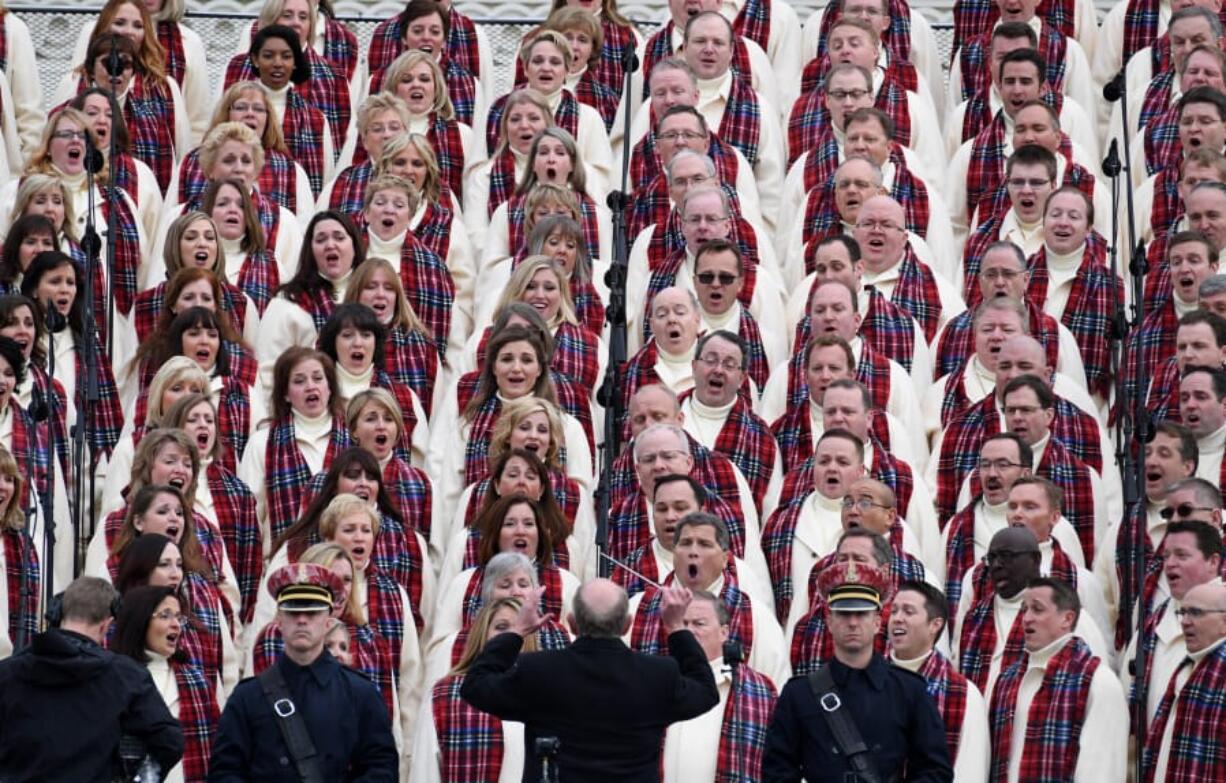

{"left": 763, "top": 654, "right": 953, "bottom": 782}
{"left": 207, "top": 650, "right": 398, "bottom": 782}
{"left": 461, "top": 630, "right": 719, "bottom": 782}
{"left": 0, "top": 627, "right": 184, "bottom": 783}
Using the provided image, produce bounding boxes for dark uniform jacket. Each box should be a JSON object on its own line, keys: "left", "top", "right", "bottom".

{"left": 461, "top": 630, "right": 720, "bottom": 782}
{"left": 763, "top": 653, "right": 953, "bottom": 782}
{"left": 0, "top": 627, "right": 184, "bottom": 783}
{"left": 207, "top": 650, "right": 398, "bottom": 782}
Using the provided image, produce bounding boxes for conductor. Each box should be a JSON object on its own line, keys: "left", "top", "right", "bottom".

{"left": 461, "top": 577, "right": 720, "bottom": 782}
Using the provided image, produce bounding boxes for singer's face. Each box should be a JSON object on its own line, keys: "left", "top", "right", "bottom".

{"left": 16, "top": 232, "right": 55, "bottom": 274}
{"left": 674, "top": 523, "right": 727, "bottom": 590}
{"left": 1169, "top": 239, "right": 1219, "bottom": 303}
{"left": 656, "top": 114, "right": 709, "bottom": 164}
{"left": 495, "top": 455, "right": 543, "bottom": 499}
{"left": 810, "top": 240, "right": 861, "bottom": 290}
{"left": 0, "top": 305, "right": 36, "bottom": 361}
{"left": 80, "top": 93, "right": 113, "bottom": 149}
{"left": 1181, "top": 49, "right": 1226, "bottom": 93}
{"left": 972, "top": 306, "right": 1024, "bottom": 372}
{"left": 524, "top": 41, "right": 568, "bottom": 94}
{"left": 172, "top": 279, "right": 217, "bottom": 315}
{"left": 805, "top": 345, "right": 853, "bottom": 404}
{"left": 35, "top": 263, "right": 77, "bottom": 317}
{"left": 90, "top": 52, "right": 134, "bottom": 94}
{"left": 561, "top": 29, "right": 592, "bottom": 74}
{"left": 0, "top": 469, "right": 15, "bottom": 520}
{"left": 531, "top": 136, "right": 574, "bottom": 187}
{"left": 135, "top": 491, "right": 186, "bottom": 544}
{"left": 109, "top": 2, "right": 146, "bottom": 48}
{"left": 1177, "top": 322, "right": 1226, "bottom": 372}
{"left": 978, "top": 249, "right": 1028, "bottom": 301}
{"left": 0, "top": 354, "right": 15, "bottom": 413}
{"left": 360, "top": 109, "right": 406, "bottom": 160}
{"left": 888, "top": 589, "right": 941, "bottom": 660}
{"left": 821, "top": 387, "right": 870, "bottom": 442}
{"left": 48, "top": 119, "right": 88, "bottom": 176}
{"left": 24, "top": 190, "right": 65, "bottom": 234}
{"left": 1145, "top": 431, "right": 1196, "bottom": 501}
{"left": 1041, "top": 190, "right": 1090, "bottom": 256}
{"left": 681, "top": 600, "right": 728, "bottom": 661}
{"left": 178, "top": 218, "right": 218, "bottom": 271}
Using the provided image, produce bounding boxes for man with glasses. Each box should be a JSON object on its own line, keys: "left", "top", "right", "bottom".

{"left": 960, "top": 145, "right": 1059, "bottom": 281}
{"left": 1139, "top": 579, "right": 1226, "bottom": 779}
{"left": 953, "top": 527, "right": 1109, "bottom": 695}
{"left": 1180, "top": 365, "right": 1226, "bottom": 486}
{"left": 1095, "top": 422, "right": 1199, "bottom": 652}
{"left": 987, "top": 577, "right": 1127, "bottom": 781}
{"left": 1121, "top": 519, "right": 1222, "bottom": 730}
{"left": 679, "top": 329, "right": 781, "bottom": 515}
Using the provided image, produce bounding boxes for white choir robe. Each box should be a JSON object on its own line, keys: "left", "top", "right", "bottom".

{"left": 859, "top": 253, "right": 966, "bottom": 343}
{"left": 625, "top": 235, "right": 787, "bottom": 357}
{"left": 410, "top": 691, "right": 525, "bottom": 783}
{"left": 779, "top": 491, "right": 848, "bottom": 636}
{"left": 253, "top": 296, "right": 324, "bottom": 394}
{"left": 1111, "top": 82, "right": 1183, "bottom": 189}
{"left": 680, "top": 393, "right": 783, "bottom": 515}
{"left": 1194, "top": 424, "right": 1226, "bottom": 487}
{"left": 146, "top": 652, "right": 195, "bottom": 783}
{"left": 951, "top": 591, "right": 1111, "bottom": 699}
{"left": 1091, "top": 0, "right": 1168, "bottom": 85}
{"left": 1152, "top": 635, "right": 1226, "bottom": 780}
{"left": 476, "top": 195, "right": 612, "bottom": 284}
{"left": 1000, "top": 634, "right": 1128, "bottom": 783}
{"left": 721, "top": 0, "right": 803, "bottom": 103}
{"left": 3, "top": 13, "right": 47, "bottom": 156}
{"left": 1093, "top": 500, "right": 1170, "bottom": 638}
{"left": 662, "top": 659, "right": 734, "bottom": 783}
{"left": 356, "top": 569, "right": 422, "bottom": 756}
{"left": 759, "top": 337, "right": 928, "bottom": 463}
{"left": 627, "top": 574, "right": 791, "bottom": 689}
{"left": 891, "top": 651, "right": 991, "bottom": 783}
{"left": 848, "top": 66, "right": 947, "bottom": 183}
{"left": 799, "top": 8, "right": 944, "bottom": 115}
{"left": 410, "top": 197, "right": 476, "bottom": 345}
{"left": 946, "top": 19, "right": 1098, "bottom": 122}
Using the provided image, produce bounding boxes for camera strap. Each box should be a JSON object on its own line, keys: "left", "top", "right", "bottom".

{"left": 807, "top": 666, "right": 883, "bottom": 783}
{"left": 258, "top": 664, "right": 326, "bottom": 783}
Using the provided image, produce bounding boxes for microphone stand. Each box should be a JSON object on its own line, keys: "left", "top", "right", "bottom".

{"left": 34, "top": 304, "right": 64, "bottom": 619}
{"left": 1104, "top": 68, "right": 1150, "bottom": 782}
{"left": 102, "top": 35, "right": 123, "bottom": 357}
{"left": 594, "top": 43, "right": 638, "bottom": 578}
{"left": 722, "top": 640, "right": 745, "bottom": 780}
{"left": 74, "top": 135, "right": 105, "bottom": 577}
{"left": 14, "top": 500, "right": 37, "bottom": 650}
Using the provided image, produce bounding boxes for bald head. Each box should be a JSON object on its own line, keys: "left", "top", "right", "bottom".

{"left": 1181, "top": 581, "right": 1226, "bottom": 653}
{"left": 988, "top": 525, "right": 1041, "bottom": 598}
{"left": 571, "top": 578, "right": 631, "bottom": 638}
{"left": 995, "top": 334, "right": 1051, "bottom": 397}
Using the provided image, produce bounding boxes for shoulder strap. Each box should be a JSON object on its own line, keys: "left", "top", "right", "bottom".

{"left": 258, "top": 664, "right": 327, "bottom": 783}
{"left": 807, "top": 666, "right": 883, "bottom": 783}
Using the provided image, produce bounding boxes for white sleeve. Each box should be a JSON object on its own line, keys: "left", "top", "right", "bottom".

{"left": 1073, "top": 666, "right": 1129, "bottom": 782}
{"left": 5, "top": 15, "right": 46, "bottom": 157}
{"left": 954, "top": 681, "right": 991, "bottom": 783}
{"left": 178, "top": 25, "right": 212, "bottom": 146}
{"left": 408, "top": 691, "right": 443, "bottom": 783}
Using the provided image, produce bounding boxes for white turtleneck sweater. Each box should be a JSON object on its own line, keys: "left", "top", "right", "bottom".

{"left": 366, "top": 228, "right": 407, "bottom": 267}
{"left": 1195, "top": 423, "right": 1226, "bottom": 486}
{"left": 220, "top": 235, "right": 248, "bottom": 287}
{"left": 681, "top": 394, "right": 734, "bottom": 450}
{"left": 892, "top": 649, "right": 991, "bottom": 782}
{"left": 662, "top": 658, "right": 730, "bottom": 782}
{"left": 336, "top": 363, "right": 374, "bottom": 403}
{"left": 1040, "top": 242, "right": 1087, "bottom": 322}
{"left": 999, "top": 210, "right": 1045, "bottom": 259}
{"left": 653, "top": 341, "right": 696, "bottom": 395}
{"left": 786, "top": 491, "right": 845, "bottom": 634}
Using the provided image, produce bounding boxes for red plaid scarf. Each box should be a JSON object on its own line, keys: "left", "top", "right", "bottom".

{"left": 957, "top": 22, "right": 1068, "bottom": 104}
{"left": 934, "top": 396, "right": 1003, "bottom": 519}
{"left": 462, "top": 394, "right": 504, "bottom": 487}
{"left": 935, "top": 301, "right": 1061, "bottom": 379}
{"left": 639, "top": 23, "right": 755, "bottom": 102}
{"left": 884, "top": 245, "right": 943, "bottom": 342}
{"left": 206, "top": 461, "right": 260, "bottom": 625}
{"left": 719, "top": 73, "right": 763, "bottom": 169}
{"left": 1143, "top": 231, "right": 1176, "bottom": 312}
{"left": 613, "top": 541, "right": 664, "bottom": 598}
{"left": 484, "top": 88, "right": 580, "bottom": 157}
{"left": 608, "top": 488, "right": 742, "bottom": 563}
{"left": 989, "top": 636, "right": 1099, "bottom": 781}
{"left": 156, "top": 21, "right": 185, "bottom": 86}
{"left": 678, "top": 390, "right": 776, "bottom": 513}
{"left": 177, "top": 572, "right": 231, "bottom": 690}
{"left": 854, "top": 284, "right": 920, "bottom": 375}
{"left": 428, "top": 116, "right": 466, "bottom": 201}
{"left": 573, "top": 68, "right": 620, "bottom": 131}
{"left": 264, "top": 414, "right": 351, "bottom": 543}
{"left": 1142, "top": 637, "right": 1226, "bottom": 780}
{"left": 800, "top": 126, "right": 843, "bottom": 192}
{"left": 760, "top": 500, "right": 807, "bottom": 624}
{"left": 327, "top": 161, "right": 373, "bottom": 222}
{"left": 6, "top": 402, "right": 46, "bottom": 510}
{"left": 716, "top": 665, "right": 777, "bottom": 781}
{"left": 2, "top": 528, "right": 37, "bottom": 650}
{"left": 486, "top": 148, "right": 518, "bottom": 218}
{"left": 111, "top": 153, "right": 140, "bottom": 208}
{"left": 383, "top": 454, "right": 434, "bottom": 540}
{"left": 590, "top": 17, "right": 637, "bottom": 93}
{"left": 1125, "top": 297, "right": 1177, "bottom": 425}
{"left": 223, "top": 49, "right": 349, "bottom": 151}
{"left": 173, "top": 659, "right": 219, "bottom": 783}
{"left": 631, "top": 562, "right": 755, "bottom": 656}
{"left": 366, "top": 8, "right": 482, "bottom": 80}
{"left": 413, "top": 197, "right": 455, "bottom": 277}
{"left": 432, "top": 673, "right": 504, "bottom": 782}
{"left": 393, "top": 234, "right": 454, "bottom": 357}
{"left": 769, "top": 405, "right": 817, "bottom": 476}
{"left": 1147, "top": 356, "right": 1182, "bottom": 423}
{"left": 363, "top": 570, "right": 408, "bottom": 713}
{"left": 382, "top": 323, "right": 440, "bottom": 419}
{"left": 775, "top": 431, "right": 908, "bottom": 511}
{"left": 813, "top": 0, "right": 915, "bottom": 73}
{"left": 280, "top": 89, "right": 327, "bottom": 197}
{"left": 735, "top": 308, "right": 770, "bottom": 392}
{"left": 942, "top": 503, "right": 980, "bottom": 618}
{"left": 119, "top": 73, "right": 177, "bottom": 194}
{"left": 953, "top": 0, "right": 1075, "bottom": 53}
{"left": 1027, "top": 234, "right": 1123, "bottom": 399}
{"left": 1150, "top": 162, "right": 1183, "bottom": 239}
{"left": 321, "top": 17, "right": 358, "bottom": 81}
{"left": 1115, "top": 503, "right": 1166, "bottom": 649}
{"left": 1141, "top": 76, "right": 1180, "bottom": 172}
{"left": 918, "top": 651, "right": 971, "bottom": 766}
{"left": 958, "top": 585, "right": 1026, "bottom": 693}
{"left": 1034, "top": 437, "right": 1100, "bottom": 563}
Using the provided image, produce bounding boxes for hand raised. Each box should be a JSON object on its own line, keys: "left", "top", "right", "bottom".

{"left": 511, "top": 586, "right": 553, "bottom": 637}
{"left": 660, "top": 584, "right": 694, "bottom": 635}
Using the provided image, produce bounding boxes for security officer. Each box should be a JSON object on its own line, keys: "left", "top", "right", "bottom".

{"left": 208, "top": 563, "right": 398, "bottom": 782}
{"left": 762, "top": 561, "right": 953, "bottom": 782}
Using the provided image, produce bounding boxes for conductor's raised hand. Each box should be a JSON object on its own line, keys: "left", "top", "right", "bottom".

{"left": 660, "top": 584, "right": 694, "bottom": 635}
{"left": 511, "top": 586, "right": 553, "bottom": 637}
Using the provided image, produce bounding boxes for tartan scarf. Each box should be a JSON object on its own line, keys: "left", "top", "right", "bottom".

{"left": 935, "top": 396, "right": 999, "bottom": 527}
{"left": 177, "top": 146, "right": 298, "bottom": 221}
{"left": 28, "top": 368, "right": 68, "bottom": 483}
{"left": 736, "top": 308, "right": 770, "bottom": 392}
{"left": 383, "top": 324, "right": 440, "bottom": 418}
{"left": 572, "top": 278, "right": 605, "bottom": 336}
{"left": 783, "top": 325, "right": 891, "bottom": 416}
{"left": 506, "top": 191, "right": 601, "bottom": 263}
{"left": 6, "top": 402, "right": 47, "bottom": 508}
{"left": 223, "top": 49, "right": 349, "bottom": 151}
{"left": 919, "top": 651, "right": 971, "bottom": 766}
{"left": 206, "top": 461, "right": 260, "bottom": 625}
{"left": 373, "top": 517, "right": 426, "bottom": 632}
{"left": 461, "top": 562, "right": 564, "bottom": 629}
{"left": 719, "top": 73, "right": 763, "bottom": 168}
{"left": 608, "top": 487, "right": 742, "bottom": 563}
{"left": 716, "top": 665, "right": 777, "bottom": 782}
{"left": 462, "top": 394, "right": 504, "bottom": 487}
{"left": 882, "top": 246, "right": 943, "bottom": 342}
{"left": 769, "top": 405, "right": 816, "bottom": 476}
{"left": 383, "top": 455, "right": 434, "bottom": 541}
{"left": 628, "top": 170, "right": 671, "bottom": 237}
{"left": 989, "top": 636, "right": 1099, "bottom": 782}
{"left": 212, "top": 376, "right": 252, "bottom": 474}
{"left": 1123, "top": 0, "right": 1166, "bottom": 63}
{"left": 484, "top": 88, "right": 580, "bottom": 157}
{"left": 788, "top": 92, "right": 838, "bottom": 171}
{"left": 413, "top": 198, "right": 455, "bottom": 275}
{"left": 591, "top": 18, "right": 637, "bottom": 96}
{"left": 1142, "top": 641, "right": 1226, "bottom": 781}
{"left": 964, "top": 109, "right": 1017, "bottom": 220}
{"left": 327, "top": 161, "right": 373, "bottom": 222}
{"left": 156, "top": 21, "right": 185, "bottom": 86}
{"left": 800, "top": 126, "right": 843, "bottom": 192}
{"left": 486, "top": 148, "right": 518, "bottom": 218}
{"left": 1130, "top": 597, "right": 1169, "bottom": 724}
{"left": 731, "top": 0, "right": 771, "bottom": 53}
{"left": 958, "top": 211, "right": 1008, "bottom": 298}
{"left": 1140, "top": 72, "right": 1178, "bottom": 161}
{"left": 935, "top": 301, "right": 1061, "bottom": 379}
{"left": 630, "top": 563, "right": 755, "bottom": 656}
{"left": 173, "top": 659, "right": 219, "bottom": 783}
{"left": 761, "top": 499, "right": 806, "bottom": 624}
{"left": 394, "top": 235, "right": 454, "bottom": 357}
{"left": 111, "top": 153, "right": 140, "bottom": 208}
{"left": 1146, "top": 107, "right": 1183, "bottom": 181}
{"left": 1027, "top": 234, "right": 1122, "bottom": 399}
{"left": 814, "top": 0, "right": 914, "bottom": 70}
{"left": 1115, "top": 503, "right": 1165, "bottom": 649}
{"left": 2, "top": 528, "right": 37, "bottom": 650}
{"left": 321, "top": 17, "right": 359, "bottom": 81}
{"left": 1143, "top": 231, "right": 1178, "bottom": 312}
{"left": 264, "top": 414, "right": 351, "bottom": 542}
{"left": 639, "top": 23, "right": 755, "bottom": 102}
{"left": 954, "top": 0, "right": 1075, "bottom": 53}
{"left": 613, "top": 541, "right": 664, "bottom": 598}
{"left": 366, "top": 8, "right": 482, "bottom": 79}
{"left": 280, "top": 89, "right": 327, "bottom": 197}
{"left": 797, "top": 157, "right": 930, "bottom": 249}
{"left": 177, "top": 572, "right": 230, "bottom": 690}
{"left": 1150, "top": 162, "right": 1183, "bottom": 239}
{"left": 122, "top": 73, "right": 177, "bottom": 193}
{"left": 433, "top": 673, "right": 505, "bottom": 782}
{"left": 284, "top": 284, "right": 337, "bottom": 335}
{"left": 678, "top": 390, "right": 776, "bottom": 513}
{"left": 617, "top": 341, "right": 662, "bottom": 428}
{"left": 942, "top": 503, "right": 979, "bottom": 617}
{"left": 428, "top": 116, "right": 466, "bottom": 200}
{"left": 96, "top": 188, "right": 141, "bottom": 318}
{"left": 1147, "top": 357, "right": 1182, "bottom": 423}
{"left": 364, "top": 569, "right": 407, "bottom": 707}
{"left": 957, "top": 22, "right": 1068, "bottom": 104}
{"left": 574, "top": 67, "right": 621, "bottom": 131}
{"left": 72, "top": 335, "right": 124, "bottom": 457}
{"left": 860, "top": 283, "right": 921, "bottom": 374}
{"left": 774, "top": 430, "right": 907, "bottom": 510}
{"left": 1123, "top": 299, "right": 1177, "bottom": 436}
{"left": 958, "top": 586, "right": 1027, "bottom": 693}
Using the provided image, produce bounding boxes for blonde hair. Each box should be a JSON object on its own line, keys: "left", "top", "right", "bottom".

{"left": 211, "top": 81, "right": 288, "bottom": 153}
{"left": 10, "top": 175, "right": 75, "bottom": 239}
{"left": 345, "top": 388, "right": 405, "bottom": 443}
{"left": 490, "top": 395, "right": 566, "bottom": 467}
{"left": 257, "top": 0, "right": 317, "bottom": 43}
{"left": 342, "top": 256, "right": 430, "bottom": 335}
{"left": 363, "top": 173, "right": 421, "bottom": 217}
{"left": 199, "top": 122, "right": 266, "bottom": 179}
{"left": 163, "top": 211, "right": 227, "bottom": 278}
{"left": 129, "top": 428, "right": 201, "bottom": 509}
{"left": 523, "top": 185, "right": 581, "bottom": 236}
{"left": 379, "top": 51, "right": 455, "bottom": 122}
{"left": 144, "top": 357, "right": 210, "bottom": 426}
{"left": 495, "top": 255, "right": 578, "bottom": 328}
{"left": 357, "top": 92, "right": 413, "bottom": 136}
{"left": 494, "top": 89, "right": 555, "bottom": 158}
{"left": 450, "top": 597, "right": 539, "bottom": 674}
{"left": 550, "top": 0, "right": 632, "bottom": 27}
{"left": 299, "top": 542, "right": 365, "bottom": 626}
{"left": 0, "top": 447, "right": 27, "bottom": 531}
{"left": 27, "top": 109, "right": 108, "bottom": 186}
{"left": 517, "top": 127, "right": 587, "bottom": 196}
{"left": 520, "top": 29, "right": 574, "bottom": 72}
{"left": 544, "top": 7, "right": 604, "bottom": 70}
{"left": 151, "top": 0, "right": 186, "bottom": 23}
{"left": 319, "top": 493, "right": 382, "bottom": 541}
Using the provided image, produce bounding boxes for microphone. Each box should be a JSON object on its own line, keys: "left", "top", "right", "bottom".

{"left": 1102, "top": 139, "right": 1121, "bottom": 177}
{"left": 722, "top": 639, "right": 744, "bottom": 667}
{"left": 106, "top": 34, "right": 126, "bottom": 80}
{"left": 43, "top": 301, "right": 67, "bottom": 334}
{"left": 1103, "top": 69, "right": 1126, "bottom": 103}
{"left": 83, "top": 128, "right": 105, "bottom": 176}
{"left": 621, "top": 43, "right": 639, "bottom": 75}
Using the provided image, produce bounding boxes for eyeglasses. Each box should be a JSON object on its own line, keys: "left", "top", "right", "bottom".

{"left": 696, "top": 353, "right": 742, "bottom": 372}
{"left": 827, "top": 88, "right": 871, "bottom": 101}
{"left": 683, "top": 214, "right": 729, "bottom": 226}
{"left": 855, "top": 219, "right": 904, "bottom": 232}
{"left": 1160, "top": 503, "right": 1219, "bottom": 520}
{"left": 1006, "top": 177, "right": 1051, "bottom": 190}
{"left": 636, "top": 449, "right": 686, "bottom": 465}
{"left": 152, "top": 609, "right": 188, "bottom": 624}
{"left": 983, "top": 549, "right": 1033, "bottom": 565}
{"left": 695, "top": 271, "right": 738, "bottom": 285}
{"left": 840, "top": 497, "right": 891, "bottom": 511}
{"left": 230, "top": 102, "right": 268, "bottom": 114}
{"left": 51, "top": 130, "right": 87, "bottom": 141}
{"left": 977, "top": 459, "right": 1025, "bottom": 472}
{"left": 1174, "top": 606, "right": 1226, "bottom": 619}
{"left": 658, "top": 129, "right": 706, "bottom": 142}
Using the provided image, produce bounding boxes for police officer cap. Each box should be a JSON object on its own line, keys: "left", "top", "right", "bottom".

{"left": 817, "top": 560, "right": 891, "bottom": 612}
{"left": 267, "top": 563, "right": 343, "bottom": 612}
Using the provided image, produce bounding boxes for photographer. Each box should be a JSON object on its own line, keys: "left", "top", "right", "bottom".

{"left": 0, "top": 576, "right": 184, "bottom": 782}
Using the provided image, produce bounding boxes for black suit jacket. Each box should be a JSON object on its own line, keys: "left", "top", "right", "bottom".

{"left": 461, "top": 630, "right": 719, "bottom": 782}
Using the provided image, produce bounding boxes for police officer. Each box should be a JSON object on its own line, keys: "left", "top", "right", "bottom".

{"left": 762, "top": 561, "right": 953, "bottom": 782}
{"left": 208, "top": 563, "right": 398, "bottom": 782}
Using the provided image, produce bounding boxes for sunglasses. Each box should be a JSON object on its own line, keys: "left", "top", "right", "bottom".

{"left": 1159, "top": 503, "right": 1217, "bottom": 520}
{"left": 695, "top": 271, "right": 738, "bottom": 286}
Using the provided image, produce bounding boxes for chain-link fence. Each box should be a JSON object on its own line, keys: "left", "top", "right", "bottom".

{"left": 12, "top": 4, "right": 958, "bottom": 108}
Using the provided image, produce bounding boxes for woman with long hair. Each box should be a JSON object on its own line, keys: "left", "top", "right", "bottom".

{"left": 238, "top": 346, "right": 352, "bottom": 550}
{"left": 536, "top": 7, "right": 623, "bottom": 129}
{"left": 343, "top": 257, "right": 441, "bottom": 415}
{"left": 0, "top": 295, "right": 68, "bottom": 472}
{"left": 114, "top": 532, "right": 239, "bottom": 697}
{"left": 112, "top": 584, "right": 220, "bottom": 782}
{"left": 527, "top": 214, "right": 606, "bottom": 335}
{"left": 0, "top": 215, "right": 56, "bottom": 296}
{"left": 345, "top": 388, "right": 433, "bottom": 536}
{"left": 411, "top": 595, "right": 537, "bottom": 782}
{"left": 0, "top": 446, "right": 37, "bottom": 659}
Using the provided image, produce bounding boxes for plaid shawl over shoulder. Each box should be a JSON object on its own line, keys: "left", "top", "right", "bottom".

{"left": 990, "top": 636, "right": 1099, "bottom": 782}
{"left": 433, "top": 673, "right": 505, "bottom": 782}
{"left": 953, "top": 0, "right": 1074, "bottom": 52}
{"left": 2, "top": 528, "right": 37, "bottom": 651}
{"left": 958, "top": 583, "right": 1026, "bottom": 693}
{"left": 920, "top": 650, "right": 971, "bottom": 766}
{"left": 1142, "top": 633, "right": 1226, "bottom": 781}
{"left": 174, "top": 660, "right": 220, "bottom": 782}
{"left": 717, "top": 665, "right": 777, "bottom": 780}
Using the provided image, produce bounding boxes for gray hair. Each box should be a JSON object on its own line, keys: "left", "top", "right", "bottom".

{"left": 1171, "top": 5, "right": 1224, "bottom": 38}
{"left": 837, "top": 529, "right": 892, "bottom": 568}
{"left": 983, "top": 241, "right": 1028, "bottom": 269}
{"left": 634, "top": 422, "right": 689, "bottom": 458}
{"left": 667, "top": 149, "right": 717, "bottom": 182}
{"left": 1202, "top": 274, "right": 1226, "bottom": 299}
{"left": 61, "top": 577, "right": 119, "bottom": 625}
{"left": 480, "top": 552, "right": 539, "bottom": 604}
{"left": 837, "top": 155, "right": 884, "bottom": 186}
{"left": 1168, "top": 477, "right": 1225, "bottom": 508}
{"left": 680, "top": 184, "right": 730, "bottom": 218}
{"left": 973, "top": 296, "right": 1030, "bottom": 330}
{"left": 675, "top": 511, "right": 731, "bottom": 551}
{"left": 690, "top": 589, "right": 730, "bottom": 625}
